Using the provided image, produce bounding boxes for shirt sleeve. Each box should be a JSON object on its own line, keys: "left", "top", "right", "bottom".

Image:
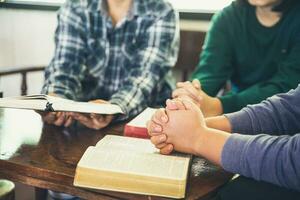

{"left": 190, "top": 7, "right": 234, "bottom": 96}
{"left": 109, "top": 9, "right": 179, "bottom": 120}
{"left": 225, "top": 85, "right": 300, "bottom": 135}
{"left": 219, "top": 33, "right": 300, "bottom": 113}
{"left": 221, "top": 133, "right": 300, "bottom": 192}
{"left": 41, "top": 1, "right": 87, "bottom": 100}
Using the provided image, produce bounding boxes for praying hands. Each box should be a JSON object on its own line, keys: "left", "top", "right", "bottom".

{"left": 147, "top": 98, "right": 230, "bottom": 165}
{"left": 172, "top": 79, "right": 223, "bottom": 117}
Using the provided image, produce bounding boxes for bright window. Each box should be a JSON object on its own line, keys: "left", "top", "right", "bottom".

{"left": 169, "top": 0, "right": 233, "bottom": 13}
{"left": 3, "top": 0, "right": 63, "bottom": 6}
{"left": 2, "top": 0, "right": 234, "bottom": 13}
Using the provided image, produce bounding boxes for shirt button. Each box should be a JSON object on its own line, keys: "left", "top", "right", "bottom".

{"left": 281, "top": 49, "right": 287, "bottom": 53}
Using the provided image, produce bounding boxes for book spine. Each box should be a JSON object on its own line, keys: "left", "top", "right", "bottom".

{"left": 123, "top": 125, "right": 150, "bottom": 139}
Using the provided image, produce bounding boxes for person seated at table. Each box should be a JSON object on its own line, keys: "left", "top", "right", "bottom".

{"left": 147, "top": 84, "right": 300, "bottom": 200}
{"left": 40, "top": 0, "right": 179, "bottom": 130}
{"left": 173, "top": 0, "right": 300, "bottom": 117}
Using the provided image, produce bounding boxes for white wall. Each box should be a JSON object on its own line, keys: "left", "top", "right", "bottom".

{"left": 0, "top": 8, "right": 57, "bottom": 96}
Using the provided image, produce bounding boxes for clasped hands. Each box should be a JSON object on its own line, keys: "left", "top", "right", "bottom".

{"left": 172, "top": 79, "right": 223, "bottom": 117}
{"left": 147, "top": 98, "right": 207, "bottom": 155}
{"left": 147, "top": 79, "right": 224, "bottom": 156}
{"left": 39, "top": 99, "right": 113, "bottom": 130}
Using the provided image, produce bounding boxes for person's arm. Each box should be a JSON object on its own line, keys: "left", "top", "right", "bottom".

{"left": 221, "top": 85, "right": 300, "bottom": 190}
{"left": 109, "top": 8, "right": 179, "bottom": 120}
{"left": 191, "top": 7, "right": 234, "bottom": 96}
{"left": 219, "top": 35, "right": 300, "bottom": 113}
{"left": 221, "top": 133, "right": 300, "bottom": 192}
{"left": 148, "top": 99, "right": 300, "bottom": 191}
{"left": 225, "top": 86, "right": 300, "bottom": 135}
{"left": 41, "top": 1, "right": 87, "bottom": 100}
{"left": 205, "top": 116, "right": 232, "bottom": 132}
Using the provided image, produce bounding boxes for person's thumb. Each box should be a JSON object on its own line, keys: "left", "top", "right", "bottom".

{"left": 192, "top": 79, "right": 201, "bottom": 89}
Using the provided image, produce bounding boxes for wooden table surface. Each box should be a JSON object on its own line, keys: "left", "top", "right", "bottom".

{"left": 0, "top": 108, "right": 232, "bottom": 200}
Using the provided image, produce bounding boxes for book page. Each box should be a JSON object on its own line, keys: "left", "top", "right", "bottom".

{"left": 53, "top": 101, "right": 123, "bottom": 115}
{"left": 0, "top": 95, "right": 123, "bottom": 114}
{"left": 127, "top": 108, "right": 157, "bottom": 128}
{"left": 95, "top": 135, "right": 158, "bottom": 153}
{"left": 18, "top": 94, "right": 48, "bottom": 100}
{"left": 0, "top": 97, "right": 48, "bottom": 111}
{"left": 80, "top": 147, "right": 189, "bottom": 181}
{"left": 80, "top": 135, "right": 190, "bottom": 181}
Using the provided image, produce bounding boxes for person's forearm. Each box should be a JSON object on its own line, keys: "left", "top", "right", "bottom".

{"left": 221, "top": 133, "right": 300, "bottom": 191}
{"left": 224, "top": 86, "right": 300, "bottom": 135}
{"left": 203, "top": 97, "right": 223, "bottom": 117}
{"left": 205, "top": 115, "right": 232, "bottom": 132}
{"left": 194, "top": 127, "right": 230, "bottom": 165}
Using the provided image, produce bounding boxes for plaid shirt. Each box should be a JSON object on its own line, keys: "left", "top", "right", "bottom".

{"left": 42, "top": 0, "right": 179, "bottom": 120}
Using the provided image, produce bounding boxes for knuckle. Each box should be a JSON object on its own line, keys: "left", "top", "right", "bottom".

{"left": 150, "top": 137, "right": 156, "bottom": 144}
{"left": 171, "top": 91, "right": 176, "bottom": 97}
{"left": 151, "top": 136, "right": 159, "bottom": 144}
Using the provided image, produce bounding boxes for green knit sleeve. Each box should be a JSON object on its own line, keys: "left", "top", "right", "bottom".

{"left": 191, "top": 6, "right": 234, "bottom": 96}
{"left": 219, "top": 38, "right": 300, "bottom": 113}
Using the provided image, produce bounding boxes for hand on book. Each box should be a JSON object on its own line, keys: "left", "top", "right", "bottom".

{"left": 172, "top": 79, "right": 223, "bottom": 117}
{"left": 35, "top": 93, "right": 74, "bottom": 127}
{"left": 147, "top": 98, "right": 207, "bottom": 155}
{"left": 37, "top": 111, "right": 73, "bottom": 127}
{"left": 72, "top": 99, "right": 114, "bottom": 130}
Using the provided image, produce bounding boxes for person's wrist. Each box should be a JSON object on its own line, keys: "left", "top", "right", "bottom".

{"left": 212, "top": 97, "right": 223, "bottom": 116}
{"left": 205, "top": 116, "right": 232, "bottom": 132}
{"left": 192, "top": 126, "right": 210, "bottom": 156}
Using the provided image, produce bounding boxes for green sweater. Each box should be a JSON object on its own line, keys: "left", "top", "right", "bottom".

{"left": 191, "top": 1, "right": 300, "bottom": 113}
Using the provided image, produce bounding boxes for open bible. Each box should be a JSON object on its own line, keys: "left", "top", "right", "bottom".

{"left": 74, "top": 135, "right": 191, "bottom": 198}
{"left": 0, "top": 94, "right": 123, "bottom": 114}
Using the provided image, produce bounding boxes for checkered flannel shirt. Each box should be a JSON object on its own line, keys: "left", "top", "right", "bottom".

{"left": 42, "top": 0, "right": 179, "bottom": 120}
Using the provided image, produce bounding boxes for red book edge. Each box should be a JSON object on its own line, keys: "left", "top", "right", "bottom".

{"left": 124, "top": 124, "right": 150, "bottom": 139}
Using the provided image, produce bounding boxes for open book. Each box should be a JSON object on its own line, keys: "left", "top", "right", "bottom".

{"left": 124, "top": 108, "right": 157, "bottom": 138}
{"left": 0, "top": 94, "right": 123, "bottom": 114}
{"left": 74, "top": 135, "right": 191, "bottom": 198}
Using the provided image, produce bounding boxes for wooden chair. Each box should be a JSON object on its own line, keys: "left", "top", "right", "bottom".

{"left": 174, "top": 30, "right": 206, "bottom": 81}
{"left": 174, "top": 31, "right": 232, "bottom": 95}
{"left": 0, "top": 66, "right": 45, "bottom": 96}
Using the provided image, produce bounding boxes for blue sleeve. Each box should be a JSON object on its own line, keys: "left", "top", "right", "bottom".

{"left": 221, "top": 133, "right": 300, "bottom": 191}
{"left": 224, "top": 85, "right": 300, "bottom": 135}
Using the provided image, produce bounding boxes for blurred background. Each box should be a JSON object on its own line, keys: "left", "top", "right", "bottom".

{"left": 0, "top": 0, "right": 233, "bottom": 97}
{"left": 0, "top": 1, "right": 232, "bottom": 199}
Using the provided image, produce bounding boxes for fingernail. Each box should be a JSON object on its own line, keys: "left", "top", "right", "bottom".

{"left": 154, "top": 126, "right": 162, "bottom": 132}
{"left": 167, "top": 100, "right": 174, "bottom": 106}
{"left": 168, "top": 99, "right": 174, "bottom": 104}
{"left": 161, "top": 116, "right": 168, "bottom": 123}
{"left": 167, "top": 101, "right": 177, "bottom": 109}
{"left": 159, "top": 136, "right": 165, "bottom": 142}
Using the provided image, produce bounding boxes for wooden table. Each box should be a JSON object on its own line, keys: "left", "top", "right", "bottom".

{"left": 0, "top": 108, "right": 232, "bottom": 200}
